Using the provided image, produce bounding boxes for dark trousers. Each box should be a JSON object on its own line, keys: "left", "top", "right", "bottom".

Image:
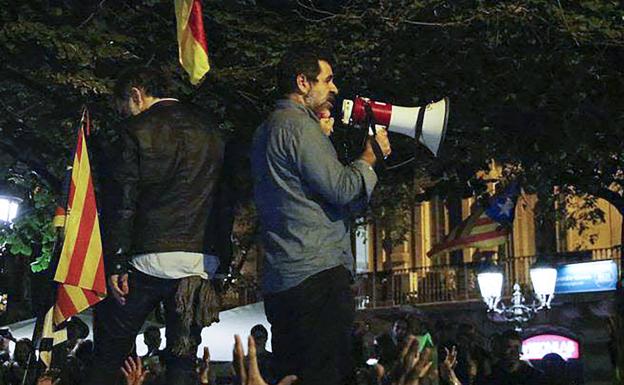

{"left": 87, "top": 270, "right": 201, "bottom": 385}
{"left": 264, "top": 266, "right": 355, "bottom": 385}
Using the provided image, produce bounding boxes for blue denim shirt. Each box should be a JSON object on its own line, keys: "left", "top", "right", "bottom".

{"left": 251, "top": 99, "right": 378, "bottom": 293}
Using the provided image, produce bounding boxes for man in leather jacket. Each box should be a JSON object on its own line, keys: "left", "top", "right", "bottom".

{"left": 87, "top": 67, "right": 229, "bottom": 385}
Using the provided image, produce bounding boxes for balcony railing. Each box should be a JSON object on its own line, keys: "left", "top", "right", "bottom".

{"left": 353, "top": 246, "right": 621, "bottom": 309}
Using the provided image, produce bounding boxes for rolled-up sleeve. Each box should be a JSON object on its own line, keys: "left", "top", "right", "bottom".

{"left": 293, "top": 121, "right": 378, "bottom": 206}
{"left": 351, "top": 159, "right": 377, "bottom": 200}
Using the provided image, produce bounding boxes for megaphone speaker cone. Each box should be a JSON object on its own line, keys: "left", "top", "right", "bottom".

{"left": 418, "top": 97, "right": 449, "bottom": 157}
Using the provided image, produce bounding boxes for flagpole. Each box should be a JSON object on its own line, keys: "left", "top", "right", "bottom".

{"left": 27, "top": 107, "right": 91, "bottom": 380}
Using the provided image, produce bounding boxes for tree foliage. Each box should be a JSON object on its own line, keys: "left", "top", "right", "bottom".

{"left": 0, "top": 0, "right": 622, "bottom": 256}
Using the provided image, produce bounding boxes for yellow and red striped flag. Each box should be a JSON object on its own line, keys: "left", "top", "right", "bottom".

{"left": 52, "top": 109, "right": 107, "bottom": 325}
{"left": 175, "top": 0, "right": 210, "bottom": 85}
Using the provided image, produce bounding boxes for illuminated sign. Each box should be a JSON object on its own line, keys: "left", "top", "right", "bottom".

{"left": 522, "top": 334, "right": 580, "bottom": 360}
{"left": 555, "top": 260, "right": 618, "bottom": 294}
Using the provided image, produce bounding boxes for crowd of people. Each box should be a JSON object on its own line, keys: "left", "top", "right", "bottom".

{"left": 0, "top": 322, "right": 447, "bottom": 385}
{"left": 352, "top": 316, "right": 581, "bottom": 385}
{"left": 0, "top": 316, "right": 582, "bottom": 385}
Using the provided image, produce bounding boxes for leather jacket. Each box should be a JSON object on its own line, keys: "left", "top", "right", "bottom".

{"left": 107, "top": 100, "right": 229, "bottom": 274}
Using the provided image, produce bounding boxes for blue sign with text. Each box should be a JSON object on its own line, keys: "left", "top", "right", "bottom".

{"left": 555, "top": 260, "right": 618, "bottom": 294}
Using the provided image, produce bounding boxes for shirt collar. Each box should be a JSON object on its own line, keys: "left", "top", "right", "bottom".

{"left": 275, "top": 99, "right": 320, "bottom": 123}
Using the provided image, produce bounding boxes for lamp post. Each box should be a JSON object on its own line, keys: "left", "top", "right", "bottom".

{"left": 0, "top": 194, "right": 21, "bottom": 224}
{"left": 0, "top": 193, "right": 21, "bottom": 316}
{"left": 477, "top": 258, "right": 557, "bottom": 326}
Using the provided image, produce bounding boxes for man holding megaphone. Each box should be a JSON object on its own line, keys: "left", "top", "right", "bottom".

{"left": 251, "top": 49, "right": 391, "bottom": 385}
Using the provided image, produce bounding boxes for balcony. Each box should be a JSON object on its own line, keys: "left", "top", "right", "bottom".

{"left": 353, "top": 246, "right": 621, "bottom": 309}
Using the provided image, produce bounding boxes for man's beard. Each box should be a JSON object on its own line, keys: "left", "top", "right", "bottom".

{"left": 305, "top": 92, "right": 336, "bottom": 112}
{"left": 323, "top": 93, "right": 336, "bottom": 111}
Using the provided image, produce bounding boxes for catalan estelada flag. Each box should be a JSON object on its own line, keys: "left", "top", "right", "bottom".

{"left": 175, "top": 0, "right": 210, "bottom": 85}
{"left": 52, "top": 109, "right": 107, "bottom": 325}
{"left": 427, "top": 184, "right": 519, "bottom": 259}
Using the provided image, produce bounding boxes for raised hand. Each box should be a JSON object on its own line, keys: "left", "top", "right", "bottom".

{"left": 440, "top": 346, "right": 462, "bottom": 385}
{"left": 233, "top": 335, "right": 297, "bottom": 385}
{"left": 392, "top": 335, "right": 433, "bottom": 385}
{"left": 199, "top": 346, "right": 211, "bottom": 384}
{"left": 318, "top": 109, "right": 334, "bottom": 136}
{"left": 109, "top": 273, "right": 130, "bottom": 305}
{"left": 121, "top": 356, "right": 148, "bottom": 385}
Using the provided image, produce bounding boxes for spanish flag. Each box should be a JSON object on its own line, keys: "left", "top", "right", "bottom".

{"left": 175, "top": 0, "right": 210, "bottom": 85}
{"left": 52, "top": 109, "right": 107, "bottom": 324}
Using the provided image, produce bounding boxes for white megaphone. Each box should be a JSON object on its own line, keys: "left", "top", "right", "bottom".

{"left": 341, "top": 96, "right": 449, "bottom": 157}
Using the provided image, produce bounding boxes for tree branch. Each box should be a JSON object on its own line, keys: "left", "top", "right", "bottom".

{"left": 78, "top": 0, "right": 107, "bottom": 28}
{"left": 0, "top": 105, "right": 63, "bottom": 193}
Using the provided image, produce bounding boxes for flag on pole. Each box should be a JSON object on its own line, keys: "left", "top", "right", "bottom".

{"left": 175, "top": 0, "right": 210, "bottom": 85}
{"left": 427, "top": 184, "right": 519, "bottom": 259}
{"left": 39, "top": 109, "right": 106, "bottom": 368}
{"left": 53, "top": 109, "right": 107, "bottom": 324}
{"left": 40, "top": 109, "right": 107, "bottom": 368}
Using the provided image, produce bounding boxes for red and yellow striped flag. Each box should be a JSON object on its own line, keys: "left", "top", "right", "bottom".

{"left": 175, "top": 0, "right": 210, "bottom": 85}
{"left": 52, "top": 110, "right": 107, "bottom": 325}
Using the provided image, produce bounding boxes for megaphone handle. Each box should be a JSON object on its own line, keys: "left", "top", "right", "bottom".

{"left": 362, "top": 101, "right": 387, "bottom": 170}
{"left": 370, "top": 135, "right": 387, "bottom": 169}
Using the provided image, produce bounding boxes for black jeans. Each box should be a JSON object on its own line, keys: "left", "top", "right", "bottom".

{"left": 264, "top": 266, "right": 355, "bottom": 385}
{"left": 87, "top": 270, "right": 201, "bottom": 385}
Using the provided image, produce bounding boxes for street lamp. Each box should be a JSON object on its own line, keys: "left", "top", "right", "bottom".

{"left": 477, "top": 258, "right": 557, "bottom": 325}
{"left": 0, "top": 192, "right": 21, "bottom": 315}
{"left": 0, "top": 195, "right": 21, "bottom": 224}
{"left": 477, "top": 263, "right": 503, "bottom": 312}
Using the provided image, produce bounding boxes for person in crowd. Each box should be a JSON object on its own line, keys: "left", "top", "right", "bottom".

{"left": 405, "top": 315, "right": 429, "bottom": 337}
{"left": 35, "top": 370, "right": 60, "bottom": 385}
{"left": 352, "top": 321, "right": 376, "bottom": 370}
{"left": 143, "top": 326, "right": 163, "bottom": 360}
{"left": 453, "top": 323, "right": 491, "bottom": 385}
{"left": 0, "top": 330, "right": 12, "bottom": 365}
{"left": 375, "top": 318, "right": 409, "bottom": 370}
{"left": 249, "top": 325, "right": 276, "bottom": 384}
{"left": 87, "top": 67, "right": 230, "bottom": 385}
{"left": 61, "top": 339, "right": 93, "bottom": 385}
{"left": 120, "top": 335, "right": 294, "bottom": 385}
{"left": 65, "top": 318, "right": 89, "bottom": 354}
{"left": 251, "top": 48, "right": 391, "bottom": 385}
{"left": 141, "top": 326, "right": 165, "bottom": 384}
{"left": 540, "top": 353, "right": 576, "bottom": 385}
{"left": 484, "top": 330, "right": 544, "bottom": 385}
{"left": 0, "top": 330, "right": 15, "bottom": 385}
{"left": 3, "top": 338, "right": 38, "bottom": 385}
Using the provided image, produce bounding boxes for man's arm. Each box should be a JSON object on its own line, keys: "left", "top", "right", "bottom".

{"left": 292, "top": 122, "right": 378, "bottom": 206}
{"left": 103, "top": 128, "right": 139, "bottom": 305}
{"left": 109, "top": 128, "right": 140, "bottom": 274}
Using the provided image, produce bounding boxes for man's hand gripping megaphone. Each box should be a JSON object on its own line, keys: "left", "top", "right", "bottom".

{"left": 362, "top": 102, "right": 392, "bottom": 167}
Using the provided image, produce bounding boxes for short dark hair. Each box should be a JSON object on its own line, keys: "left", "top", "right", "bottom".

{"left": 500, "top": 329, "right": 522, "bottom": 343}
{"left": 276, "top": 49, "right": 332, "bottom": 96}
{"left": 250, "top": 324, "right": 268, "bottom": 340}
{"left": 113, "top": 67, "right": 171, "bottom": 101}
{"left": 144, "top": 326, "right": 161, "bottom": 340}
